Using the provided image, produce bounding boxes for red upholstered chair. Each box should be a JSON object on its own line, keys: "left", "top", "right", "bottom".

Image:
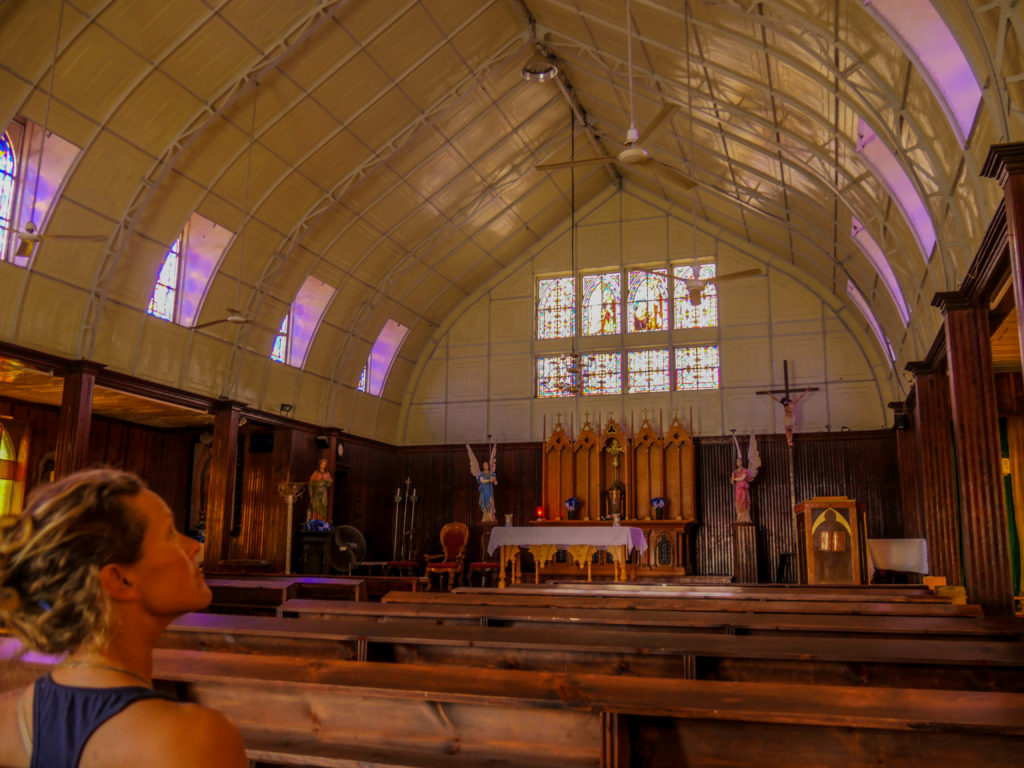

{"left": 468, "top": 531, "right": 499, "bottom": 587}
{"left": 424, "top": 522, "right": 469, "bottom": 591}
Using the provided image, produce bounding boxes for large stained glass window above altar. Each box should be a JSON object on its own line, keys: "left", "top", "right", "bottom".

{"left": 675, "top": 345, "right": 719, "bottom": 390}
{"left": 628, "top": 349, "right": 670, "bottom": 393}
{"left": 536, "top": 277, "right": 575, "bottom": 339}
{"left": 627, "top": 269, "right": 667, "bottom": 332}
{"left": 582, "top": 352, "right": 622, "bottom": 395}
{"left": 673, "top": 263, "right": 718, "bottom": 329}
{"left": 581, "top": 272, "right": 620, "bottom": 336}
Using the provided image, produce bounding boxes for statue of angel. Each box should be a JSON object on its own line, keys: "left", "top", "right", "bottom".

{"left": 730, "top": 432, "right": 761, "bottom": 523}
{"left": 466, "top": 442, "right": 497, "bottom": 523}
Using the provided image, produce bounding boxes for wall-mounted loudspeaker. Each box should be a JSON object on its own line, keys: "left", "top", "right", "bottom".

{"left": 314, "top": 435, "right": 330, "bottom": 449}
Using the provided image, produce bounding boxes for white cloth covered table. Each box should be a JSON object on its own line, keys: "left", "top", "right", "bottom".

{"left": 488, "top": 525, "right": 648, "bottom": 555}
{"left": 866, "top": 538, "right": 929, "bottom": 578}
{"left": 488, "top": 525, "right": 647, "bottom": 587}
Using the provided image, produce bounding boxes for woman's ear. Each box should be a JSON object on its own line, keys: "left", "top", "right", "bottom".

{"left": 98, "top": 563, "right": 139, "bottom": 602}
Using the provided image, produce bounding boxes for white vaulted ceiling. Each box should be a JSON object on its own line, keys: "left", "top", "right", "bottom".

{"left": 0, "top": 0, "right": 1020, "bottom": 439}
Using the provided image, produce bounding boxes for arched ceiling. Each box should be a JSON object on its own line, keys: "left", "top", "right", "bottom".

{"left": 0, "top": 0, "right": 1021, "bottom": 430}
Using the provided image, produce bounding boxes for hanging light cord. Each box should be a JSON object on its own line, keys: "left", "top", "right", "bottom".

{"left": 28, "top": 0, "right": 65, "bottom": 229}
{"left": 626, "top": 0, "right": 636, "bottom": 138}
{"left": 236, "top": 80, "right": 258, "bottom": 312}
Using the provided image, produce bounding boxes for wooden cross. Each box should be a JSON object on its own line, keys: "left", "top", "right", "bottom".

{"left": 755, "top": 360, "right": 818, "bottom": 402}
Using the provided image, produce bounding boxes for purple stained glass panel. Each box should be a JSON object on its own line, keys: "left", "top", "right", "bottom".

{"left": 675, "top": 345, "right": 720, "bottom": 390}
{"left": 536, "top": 355, "right": 576, "bottom": 398}
{"left": 627, "top": 269, "right": 667, "bottom": 332}
{"left": 271, "top": 316, "right": 288, "bottom": 363}
{"left": 582, "top": 352, "right": 621, "bottom": 395}
{"left": 537, "top": 277, "right": 575, "bottom": 339}
{"left": 0, "top": 133, "right": 14, "bottom": 260}
{"left": 673, "top": 264, "right": 717, "bottom": 329}
{"left": 357, "top": 365, "right": 367, "bottom": 393}
{"left": 628, "top": 348, "right": 670, "bottom": 393}
{"left": 581, "top": 272, "right": 620, "bottom": 336}
{"left": 147, "top": 237, "right": 181, "bottom": 321}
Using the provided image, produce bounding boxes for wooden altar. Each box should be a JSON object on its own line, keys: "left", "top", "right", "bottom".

{"left": 540, "top": 413, "right": 698, "bottom": 576}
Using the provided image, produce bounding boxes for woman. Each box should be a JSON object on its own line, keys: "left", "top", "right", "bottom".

{"left": 0, "top": 468, "right": 247, "bottom": 768}
{"left": 730, "top": 457, "right": 754, "bottom": 523}
{"left": 307, "top": 458, "right": 333, "bottom": 523}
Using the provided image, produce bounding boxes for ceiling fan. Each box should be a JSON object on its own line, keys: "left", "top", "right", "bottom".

{"left": 635, "top": 259, "right": 762, "bottom": 306}
{"left": 192, "top": 306, "right": 278, "bottom": 333}
{"left": 535, "top": 0, "right": 695, "bottom": 190}
{"left": 12, "top": 222, "right": 106, "bottom": 258}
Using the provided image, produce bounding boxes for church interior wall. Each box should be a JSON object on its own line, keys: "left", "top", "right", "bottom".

{"left": 0, "top": 394, "right": 199, "bottom": 533}
{"left": 400, "top": 188, "right": 899, "bottom": 448}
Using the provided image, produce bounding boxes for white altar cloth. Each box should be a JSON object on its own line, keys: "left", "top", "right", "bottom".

{"left": 488, "top": 525, "right": 648, "bottom": 555}
{"left": 867, "top": 538, "right": 929, "bottom": 578}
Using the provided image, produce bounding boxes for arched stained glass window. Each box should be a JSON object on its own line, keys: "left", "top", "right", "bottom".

{"left": 537, "top": 355, "right": 577, "bottom": 398}
{"left": 582, "top": 352, "right": 621, "bottom": 395}
{"left": 147, "top": 236, "right": 182, "bottom": 321}
{"left": 627, "top": 269, "right": 667, "bottom": 332}
{"left": 271, "top": 316, "right": 288, "bottom": 363}
{"left": 673, "top": 264, "right": 718, "bottom": 329}
{"left": 0, "top": 426, "right": 14, "bottom": 517}
{"left": 537, "top": 277, "right": 575, "bottom": 339}
{"left": 0, "top": 132, "right": 16, "bottom": 262}
{"left": 357, "top": 365, "right": 367, "bottom": 392}
{"left": 675, "top": 345, "right": 720, "bottom": 390}
{"left": 628, "top": 349, "right": 670, "bottom": 393}
{"left": 581, "top": 273, "right": 620, "bottom": 336}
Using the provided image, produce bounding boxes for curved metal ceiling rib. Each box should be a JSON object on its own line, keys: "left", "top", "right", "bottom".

{"left": 0, "top": 0, "right": 1020, "bottom": 434}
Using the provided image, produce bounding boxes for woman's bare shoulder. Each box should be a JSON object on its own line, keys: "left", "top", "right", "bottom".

{"left": 85, "top": 698, "right": 248, "bottom": 768}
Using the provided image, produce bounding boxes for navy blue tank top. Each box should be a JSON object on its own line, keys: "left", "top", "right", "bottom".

{"left": 31, "top": 674, "right": 173, "bottom": 768}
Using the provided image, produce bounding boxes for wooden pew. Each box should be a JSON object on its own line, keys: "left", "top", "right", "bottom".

{"left": 4, "top": 641, "right": 1023, "bottom": 767}
{"left": 382, "top": 589, "right": 983, "bottom": 617}
{"left": 278, "top": 597, "right": 1024, "bottom": 641}
{"left": 490, "top": 582, "right": 944, "bottom": 602}
{"left": 206, "top": 576, "right": 366, "bottom": 615}
{"left": 160, "top": 613, "right": 1024, "bottom": 691}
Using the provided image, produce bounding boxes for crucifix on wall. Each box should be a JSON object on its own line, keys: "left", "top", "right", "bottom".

{"left": 756, "top": 360, "right": 818, "bottom": 448}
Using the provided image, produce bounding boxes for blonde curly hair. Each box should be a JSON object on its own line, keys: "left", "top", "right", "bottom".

{"left": 0, "top": 467, "right": 147, "bottom": 655}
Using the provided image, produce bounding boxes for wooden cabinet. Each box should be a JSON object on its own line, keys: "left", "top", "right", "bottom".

{"left": 794, "top": 496, "right": 866, "bottom": 584}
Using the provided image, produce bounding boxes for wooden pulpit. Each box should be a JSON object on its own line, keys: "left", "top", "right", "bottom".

{"left": 794, "top": 496, "right": 866, "bottom": 585}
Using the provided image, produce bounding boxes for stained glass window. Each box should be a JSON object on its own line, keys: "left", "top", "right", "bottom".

{"left": 0, "top": 427, "right": 13, "bottom": 516}
{"left": 582, "top": 352, "right": 621, "bottom": 395}
{"left": 0, "top": 133, "right": 16, "bottom": 262}
{"left": 627, "top": 269, "right": 667, "bottom": 332}
{"left": 147, "top": 236, "right": 182, "bottom": 321}
{"left": 357, "top": 365, "right": 367, "bottom": 392}
{"left": 537, "top": 277, "right": 575, "bottom": 339}
{"left": 628, "top": 348, "right": 670, "bottom": 393}
{"left": 271, "top": 315, "right": 288, "bottom": 363}
{"left": 675, "top": 345, "right": 719, "bottom": 390}
{"left": 536, "top": 355, "right": 577, "bottom": 398}
{"left": 581, "top": 272, "right": 620, "bottom": 336}
{"left": 673, "top": 263, "right": 718, "bottom": 329}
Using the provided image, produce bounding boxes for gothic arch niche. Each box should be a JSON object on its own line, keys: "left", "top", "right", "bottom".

{"left": 573, "top": 418, "right": 600, "bottom": 521}
{"left": 542, "top": 418, "right": 573, "bottom": 520}
{"left": 632, "top": 414, "right": 663, "bottom": 520}
{"left": 600, "top": 419, "right": 631, "bottom": 520}
{"left": 664, "top": 415, "right": 696, "bottom": 521}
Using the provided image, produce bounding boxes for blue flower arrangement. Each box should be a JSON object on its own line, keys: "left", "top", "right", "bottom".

{"left": 564, "top": 497, "right": 580, "bottom": 512}
{"left": 301, "top": 519, "right": 334, "bottom": 533}
{"left": 650, "top": 497, "right": 666, "bottom": 509}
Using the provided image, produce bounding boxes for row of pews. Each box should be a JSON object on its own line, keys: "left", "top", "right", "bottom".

{"left": 3, "top": 576, "right": 1023, "bottom": 766}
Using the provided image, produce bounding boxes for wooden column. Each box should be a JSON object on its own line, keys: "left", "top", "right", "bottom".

{"left": 982, "top": 143, "right": 1024, "bottom": 374}
{"left": 906, "top": 365, "right": 961, "bottom": 585}
{"left": 933, "top": 293, "right": 1015, "bottom": 614}
{"left": 888, "top": 400, "right": 922, "bottom": 540}
{"left": 204, "top": 399, "right": 242, "bottom": 570}
{"left": 54, "top": 362, "right": 102, "bottom": 479}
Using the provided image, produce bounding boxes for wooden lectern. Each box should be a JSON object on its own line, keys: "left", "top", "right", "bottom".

{"left": 794, "top": 496, "right": 866, "bottom": 584}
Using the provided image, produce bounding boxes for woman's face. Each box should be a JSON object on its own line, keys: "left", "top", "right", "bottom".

{"left": 125, "top": 489, "right": 211, "bottom": 617}
{"left": 318, "top": 459, "right": 327, "bottom": 471}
